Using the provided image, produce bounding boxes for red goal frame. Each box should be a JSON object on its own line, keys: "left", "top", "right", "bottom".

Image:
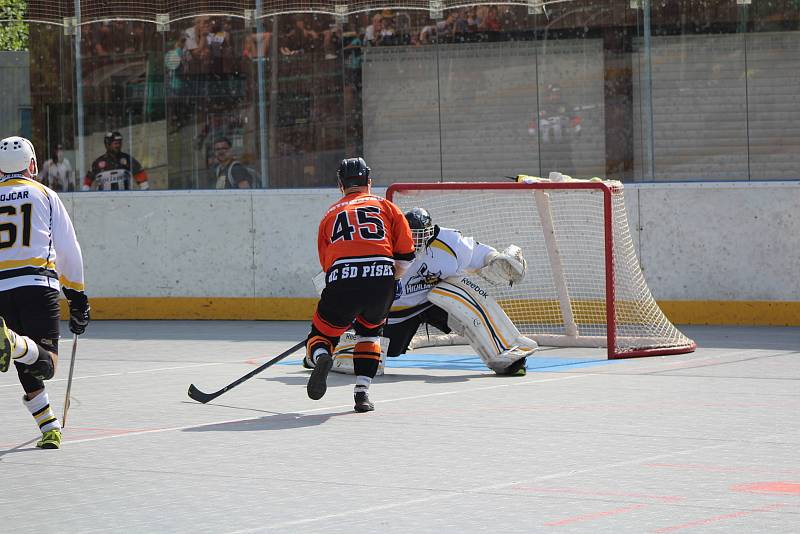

{"left": 387, "top": 181, "right": 696, "bottom": 359}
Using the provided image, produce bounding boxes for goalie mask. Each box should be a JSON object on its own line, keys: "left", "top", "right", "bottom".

{"left": 0, "top": 136, "right": 38, "bottom": 176}
{"left": 405, "top": 207, "right": 435, "bottom": 255}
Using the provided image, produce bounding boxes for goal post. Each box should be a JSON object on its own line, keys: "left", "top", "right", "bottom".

{"left": 386, "top": 178, "right": 696, "bottom": 359}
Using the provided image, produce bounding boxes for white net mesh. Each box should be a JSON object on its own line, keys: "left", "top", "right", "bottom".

{"left": 389, "top": 180, "right": 695, "bottom": 358}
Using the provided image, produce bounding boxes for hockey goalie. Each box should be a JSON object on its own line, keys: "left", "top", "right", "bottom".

{"left": 313, "top": 207, "right": 537, "bottom": 376}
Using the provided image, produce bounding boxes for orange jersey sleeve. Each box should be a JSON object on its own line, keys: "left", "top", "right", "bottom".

{"left": 385, "top": 199, "right": 415, "bottom": 260}
{"left": 317, "top": 193, "right": 415, "bottom": 272}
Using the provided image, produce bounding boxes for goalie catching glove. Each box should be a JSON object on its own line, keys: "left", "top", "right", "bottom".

{"left": 479, "top": 244, "right": 527, "bottom": 285}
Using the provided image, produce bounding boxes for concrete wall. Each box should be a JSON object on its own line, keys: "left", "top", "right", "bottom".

{"left": 63, "top": 182, "right": 800, "bottom": 324}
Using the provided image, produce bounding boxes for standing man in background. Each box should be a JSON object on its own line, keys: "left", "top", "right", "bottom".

{"left": 84, "top": 131, "right": 150, "bottom": 191}
{"left": 0, "top": 136, "right": 90, "bottom": 449}
{"left": 210, "top": 137, "right": 252, "bottom": 189}
{"left": 39, "top": 144, "right": 74, "bottom": 192}
{"left": 304, "top": 157, "right": 414, "bottom": 412}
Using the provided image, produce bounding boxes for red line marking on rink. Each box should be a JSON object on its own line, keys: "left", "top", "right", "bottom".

{"left": 731, "top": 482, "right": 800, "bottom": 495}
{"left": 513, "top": 486, "right": 684, "bottom": 503}
{"left": 646, "top": 463, "right": 800, "bottom": 476}
{"left": 544, "top": 504, "right": 648, "bottom": 527}
{"left": 652, "top": 503, "right": 786, "bottom": 533}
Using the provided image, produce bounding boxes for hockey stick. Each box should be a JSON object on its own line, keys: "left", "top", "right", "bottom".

{"left": 187, "top": 340, "right": 305, "bottom": 404}
{"left": 62, "top": 334, "right": 78, "bottom": 429}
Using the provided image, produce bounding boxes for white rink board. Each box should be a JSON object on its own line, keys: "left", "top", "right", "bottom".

{"left": 638, "top": 183, "right": 800, "bottom": 300}
{"left": 63, "top": 182, "right": 800, "bottom": 302}
{"left": 252, "top": 189, "right": 340, "bottom": 298}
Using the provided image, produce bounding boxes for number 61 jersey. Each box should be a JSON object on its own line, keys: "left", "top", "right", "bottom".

{"left": 317, "top": 192, "right": 414, "bottom": 274}
{"left": 0, "top": 176, "right": 85, "bottom": 293}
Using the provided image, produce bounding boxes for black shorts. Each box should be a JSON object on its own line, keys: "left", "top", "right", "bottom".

{"left": 383, "top": 304, "right": 451, "bottom": 357}
{"left": 0, "top": 285, "right": 61, "bottom": 354}
{"left": 314, "top": 261, "right": 396, "bottom": 338}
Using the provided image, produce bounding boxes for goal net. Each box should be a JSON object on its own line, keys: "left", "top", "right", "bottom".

{"left": 387, "top": 177, "right": 696, "bottom": 359}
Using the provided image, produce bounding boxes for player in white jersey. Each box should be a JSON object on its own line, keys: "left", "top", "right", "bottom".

{"left": 384, "top": 208, "right": 533, "bottom": 376}
{"left": 0, "top": 136, "right": 90, "bottom": 449}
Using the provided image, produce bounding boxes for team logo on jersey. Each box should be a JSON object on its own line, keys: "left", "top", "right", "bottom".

{"left": 404, "top": 263, "right": 442, "bottom": 295}
{"left": 121, "top": 158, "right": 128, "bottom": 165}
{"left": 98, "top": 160, "right": 106, "bottom": 169}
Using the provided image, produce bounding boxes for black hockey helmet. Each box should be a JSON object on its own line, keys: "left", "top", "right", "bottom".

{"left": 405, "top": 207, "right": 435, "bottom": 254}
{"left": 337, "top": 157, "right": 370, "bottom": 188}
{"left": 104, "top": 131, "right": 123, "bottom": 148}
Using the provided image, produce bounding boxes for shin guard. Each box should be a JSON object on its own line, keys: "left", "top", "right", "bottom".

{"left": 332, "top": 332, "right": 388, "bottom": 375}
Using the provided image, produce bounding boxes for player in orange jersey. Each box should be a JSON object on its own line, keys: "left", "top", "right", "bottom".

{"left": 305, "top": 157, "right": 414, "bottom": 412}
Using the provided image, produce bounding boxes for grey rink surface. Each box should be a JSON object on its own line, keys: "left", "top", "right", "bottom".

{"left": 1, "top": 321, "right": 799, "bottom": 534}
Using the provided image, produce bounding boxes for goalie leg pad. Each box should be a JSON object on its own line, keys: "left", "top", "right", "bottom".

{"left": 332, "top": 332, "right": 388, "bottom": 376}
{"left": 428, "top": 276, "right": 537, "bottom": 374}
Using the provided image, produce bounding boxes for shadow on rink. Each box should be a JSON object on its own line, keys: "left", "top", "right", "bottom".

{"left": 181, "top": 410, "right": 355, "bottom": 432}
{"left": 0, "top": 437, "right": 39, "bottom": 460}
{"left": 259, "top": 370, "right": 487, "bottom": 388}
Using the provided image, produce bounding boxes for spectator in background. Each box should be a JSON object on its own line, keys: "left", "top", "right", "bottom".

{"left": 342, "top": 27, "right": 363, "bottom": 86}
{"left": 89, "top": 22, "right": 112, "bottom": 55}
{"left": 206, "top": 17, "right": 234, "bottom": 77}
{"left": 419, "top": 20, "right": 437, "bottom": 44}
{"left": 184, "top": 16, "right": 211, "bottom": 65}
{"left": 466, "top": 8, "right": 481, "bottom": 32}
{"left": 436, "top": 12, "right": 459, "bottom": 42}
{"left": 378, "top": 10, "right": 397, "bottom": 45}
{"left": 499, "top": 6, "right": 518, "bottom": 31}
{"left": 364, "top": 13, "right": 383, "bottom": 46}
{"left": 165, "top": 35, "right": 188, "bottom": 94}
{"left": 286, "top": 16, "right": 319, "bottom": 54}
{"left": 84, "top": 131, "right": 149, "bottom": 191}
{"left": 452, "top": 10, "right": 469, "bottom": 41}
{"left": 528, "top": 83, "right": 582, "bottom": 177}
{"left": 39, "top": 144, "right": 73, "bottom": 192}
{"left": 480, "top": 6, "right": 501, "bottom": 32}
{"left": 322, "top": 22, "right": 340, "bottom": 59}
{"left": 243, "top": 28, "right": 271, "bottom": 61}
{"left": 210, "top": 137, "right": 252, "bottom": 189}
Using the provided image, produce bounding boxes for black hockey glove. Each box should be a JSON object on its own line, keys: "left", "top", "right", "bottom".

{"left": 63, "top": 288, "right": 91, "bottom": 335}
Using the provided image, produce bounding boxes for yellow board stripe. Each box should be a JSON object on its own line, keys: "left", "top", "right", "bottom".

{"left": 56, "top": 298, "right": 800, "bottom": 326}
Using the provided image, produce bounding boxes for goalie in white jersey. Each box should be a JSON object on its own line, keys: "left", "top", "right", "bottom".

{"left": 0, "top": 136, "right": 90, "bottom": 450}
{"left": 383, "top": 208, "right": 537, "bottom": 376}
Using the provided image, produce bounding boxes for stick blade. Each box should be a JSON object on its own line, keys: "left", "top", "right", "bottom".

{"left": 187, "top": 384, "right": 215, "bottom": 404}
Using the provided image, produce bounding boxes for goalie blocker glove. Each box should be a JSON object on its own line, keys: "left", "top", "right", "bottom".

{"left": 63, "top": 288, "right": 91, "bottom": 335}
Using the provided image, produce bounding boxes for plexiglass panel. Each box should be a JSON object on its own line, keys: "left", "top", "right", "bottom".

{"left": 1, "top": 1, "right": 799, "bottom": 187}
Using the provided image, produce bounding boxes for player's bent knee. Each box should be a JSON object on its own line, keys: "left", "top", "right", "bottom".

{"left": 15, "top": 361, "right": 45, "bottom": 393}
{"left": 29, "top": 351, "right": 56, "bottom": 381}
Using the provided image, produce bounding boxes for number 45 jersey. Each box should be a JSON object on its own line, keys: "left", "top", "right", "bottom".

{"left": 0, "top": 176, "right": 85, "bottom": 293}
{"left": 317, "top": 192, "right": 415, "bottom": 274}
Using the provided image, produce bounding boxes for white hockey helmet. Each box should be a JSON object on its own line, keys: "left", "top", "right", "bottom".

{"left": 0, "top": 136, "right": 38, "bottom": 176}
